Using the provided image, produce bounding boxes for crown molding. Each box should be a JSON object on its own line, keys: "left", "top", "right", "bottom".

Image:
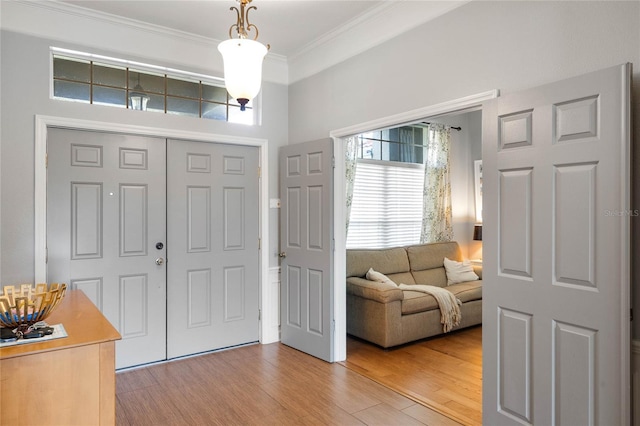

{"left": 2, "top": 0, "right": 288, "bottom": 83}
{"left": 289, "top": 1, "right": 400, "bottom": 60}
{"left": 2, "top": 0, "right": 468, "bottom": 86}
{"left": 13, "top": 0, "right": 220, "bottom": 47}
{"left": 9, "top": 0, "right": 289, "bottom": 64}
{"left": 288, "top": 0, "right": 470, "bottom": 83}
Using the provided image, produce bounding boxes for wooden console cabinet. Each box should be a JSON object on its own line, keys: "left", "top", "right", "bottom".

{"left": 0, "top": 290, "right": 121, "bottom": 425}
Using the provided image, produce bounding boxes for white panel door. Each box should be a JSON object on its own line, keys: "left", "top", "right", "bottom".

{"left": 166, "top": 139, "right": 259, "bottom": 359}
{"left": 482, "top": 64, "right": 631, "bottom": 425}
{"left": 279, "top": 139, "right": 333, "bottom": 362}
{"left": 47, "top": 128, "right": 167, "bottom": 369}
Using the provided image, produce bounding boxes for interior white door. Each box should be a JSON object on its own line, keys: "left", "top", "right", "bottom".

{"left": 279, "top": 139, "right": 334, "bottom": 362}
{"left": 166, "top": 139, "right": 260, "bottom": 359}
{"left": 47, "top": 128, "right": 167, "bottom": 369}
{"left": 482, "top": 64, "right": 631, "bottom": 425}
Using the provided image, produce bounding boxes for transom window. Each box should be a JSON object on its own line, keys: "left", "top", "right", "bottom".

{"left": 51, "top": 49, "right": 255, "bottom": 125}
{"left": 355, "top": 126, "right": 425, "bottom": 164}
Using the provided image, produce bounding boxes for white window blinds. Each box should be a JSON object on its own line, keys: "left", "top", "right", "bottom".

{"left": 346, "top": 159, "right": 424, "bottom": 249}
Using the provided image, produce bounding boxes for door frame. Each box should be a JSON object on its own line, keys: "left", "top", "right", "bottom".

{"left": 34, "top": 115, "right": 277, "bottom": 344}
{"left": 329, "top": 90, "right": 498, "bottom": 361}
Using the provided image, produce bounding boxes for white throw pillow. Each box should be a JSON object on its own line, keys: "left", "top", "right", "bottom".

{"left": 443, "top": 257, "right": 479, "bottom": 285}
{"left": 366, "top": 268, "right": 398, "bottom": 287}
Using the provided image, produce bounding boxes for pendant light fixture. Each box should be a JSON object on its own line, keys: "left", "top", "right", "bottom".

{"left": 129, "top": 72, "right": 150, "bottom": 111}
{"left": 218, "top": 0, "right": 269, "bottom": 111}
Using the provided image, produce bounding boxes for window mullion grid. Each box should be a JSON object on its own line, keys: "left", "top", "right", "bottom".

{"left": 89, "top": 61, "right": 94, "bottom": 104}
{"left": 125, "top": 68, "right": 130, "bottom": 109}
{"left": 199, "top": 80, "right": 203, "bottom": 118}
{"left": 163, "top": 74, "right": 168, "bottom": 113}
{"left": 52, "top": 55, "right": 249, "bottom": 124}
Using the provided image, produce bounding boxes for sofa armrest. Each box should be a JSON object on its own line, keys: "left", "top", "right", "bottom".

{"left": 472, "top": 265, "right": 483, "bottom": 279}
{"left": 346, "top": 277, "right": 404, "bottom": 303}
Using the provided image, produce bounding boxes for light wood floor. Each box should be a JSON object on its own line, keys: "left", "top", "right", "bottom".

{"left": 342, "top": 326, "right": 482, "bottom": 426}
{"left": 116, "top": 341, "right": 462, "bottom": 425}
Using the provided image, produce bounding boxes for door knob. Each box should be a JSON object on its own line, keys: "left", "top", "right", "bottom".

{"left": 155, "top": 257, "right": 165, "bottom": 265}
{"left": 278, "top": 252, "right": 287, "bottom": 259}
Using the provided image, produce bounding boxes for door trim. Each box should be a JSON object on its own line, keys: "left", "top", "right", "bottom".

{"left": 329, "top": 89, "right": 499, "bottom": 361}
{"left": 34, "top": 115, "right": 277, "bottom": 343}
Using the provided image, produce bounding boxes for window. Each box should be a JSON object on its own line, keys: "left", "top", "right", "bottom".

{"left": 346, "top": 160, "right": 424, "bottom": 249}
{"left": 355, "top": 127, "right": 424, "bottom": 164}
{"left": 51, "top": 49, "right": 255, "bottom": 125}
{"left": 347, "top": 125, "right": 430, "bottom": 249}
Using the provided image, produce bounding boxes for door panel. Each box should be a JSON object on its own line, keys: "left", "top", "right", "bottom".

{"left": 166, "top": 139, "right": 259, "bottom": 359}
{"left": 47, "top": 128, "right": 167, "bottom": 369}
{"left": 279, "top": 139, "right": 333, "bottom": 362}
{"left": 119, "top": 184, "right": 148, "bottom": 256}
{"left": 482, "top": 64, "right": 631, "bottom": 424}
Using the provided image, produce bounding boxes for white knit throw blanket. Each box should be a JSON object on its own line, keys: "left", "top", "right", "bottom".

{"left": 398, "top": 284, "right": 462, "bottom": 333}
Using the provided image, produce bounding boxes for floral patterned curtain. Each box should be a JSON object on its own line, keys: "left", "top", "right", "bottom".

{"left": 420, "top": 124, "right": 453, "bottom": 243}
{"left": 345, "top": 136, "right": 358, "bottom": 236}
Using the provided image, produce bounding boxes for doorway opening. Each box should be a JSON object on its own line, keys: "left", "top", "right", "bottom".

{"left": 329, "top": 90, "right": 497, "bottom": 363}
{"left": 328, "top": 90, "right": 497, "bottom": 423}
{"left": 337, "top": 107, "right": 484, "bottom": 424}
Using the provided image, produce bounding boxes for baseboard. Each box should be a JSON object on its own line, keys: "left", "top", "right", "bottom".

{"left": 633, "top": 339, "right": 640, "bottom": 424}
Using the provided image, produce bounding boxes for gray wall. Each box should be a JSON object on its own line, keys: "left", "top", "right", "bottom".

{"left": 288, "top": 1, "right": 640, "bottom": 336}
{"left": 468, "top": 111, "right": 483, "bottom": 260}
{"left": 289, "top": 1, "right": 639, "bottom": 142}
{"left": 2, "top": 1, "right": 639, "bottom": 336}
{"left": 0, "top": 30, "right": 289, "bottom": 283}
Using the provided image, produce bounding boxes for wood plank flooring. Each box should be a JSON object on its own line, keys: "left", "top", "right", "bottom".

{"left": 341, "top": 326, "right": 482, "bottom": 426}
{"left": 116, "top": 341, "right": 462, "bottom": 425}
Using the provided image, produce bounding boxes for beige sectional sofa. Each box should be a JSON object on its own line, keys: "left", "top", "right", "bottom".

{"left": 346, "top": 241, "right": 482, "bottom": 348}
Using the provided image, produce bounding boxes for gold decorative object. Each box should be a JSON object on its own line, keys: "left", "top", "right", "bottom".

{"left": 0, "top": 283, "right": 67, "bottom": 332}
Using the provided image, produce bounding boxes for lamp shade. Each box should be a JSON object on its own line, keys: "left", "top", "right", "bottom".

{"left": 218, "top": 38, "right": 268, "bottom": 110}
{"left": 129, "top": 84, "right": 150, "bottom": 111}
{"left": 473, "top": 224, "right": 482, "bottom": 241}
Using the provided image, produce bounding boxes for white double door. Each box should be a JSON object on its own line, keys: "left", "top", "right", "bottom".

{"left": 47, "top": 129, "right": 259, "bottom": 369}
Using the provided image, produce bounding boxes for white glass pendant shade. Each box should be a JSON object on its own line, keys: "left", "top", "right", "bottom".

{"left": 218, "top": 38, "right": 268, "bottom": 110}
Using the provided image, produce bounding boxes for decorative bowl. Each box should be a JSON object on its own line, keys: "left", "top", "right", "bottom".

{"left": 0, "top": 283, "right": 67, "bottom": 332}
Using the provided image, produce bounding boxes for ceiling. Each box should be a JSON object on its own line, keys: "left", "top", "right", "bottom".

{"left": 59, "top": 1, "right": 467, "bottom": 61}
{"left": 61, "top": 1, "right": 387, "bottom": 58}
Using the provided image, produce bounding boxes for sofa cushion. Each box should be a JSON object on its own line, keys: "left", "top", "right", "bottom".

{"left": 406, "top": 242, "right": 462, "bottom": 271}
{"left": 399, "top": 280, "right": 482, "bottom": 315}
{"left": 447, "top": 281, "right": 482, "bottom": 303}
{"left": 411, "top": 268, "right": 448, "bottom": 288}
{"left": 401, "top": 289, "right": 439, "bottom": 314}
{"left": 347, "top": 247, "right": 410, "bottom": 278}
{"left": 366, "top": 268, "right": 398, "bottom": 287}
{"left": 387, "top": 271, "right": 416, "bottom": 286}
